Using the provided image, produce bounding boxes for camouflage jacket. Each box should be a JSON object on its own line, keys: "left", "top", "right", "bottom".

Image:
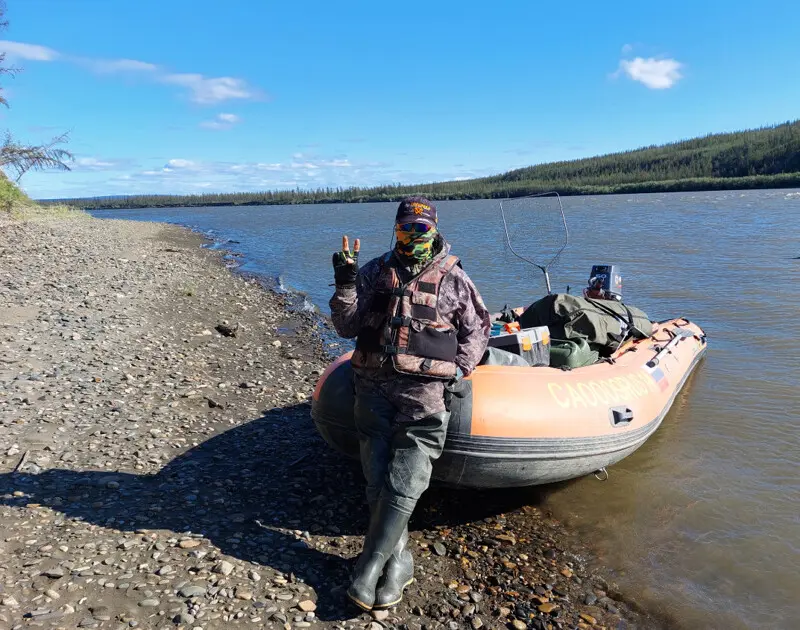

{"left": 329, "top": 237, "right": 491, "bottom": 420}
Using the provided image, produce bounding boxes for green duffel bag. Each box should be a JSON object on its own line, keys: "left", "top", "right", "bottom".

{"left": 549, "top": 338, "right": 600, "bottom": 369}
{"left": 519, "top": 293, "right": 654, "bottom": 352}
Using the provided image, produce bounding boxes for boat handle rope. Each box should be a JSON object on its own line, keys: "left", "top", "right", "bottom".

{"left": 651, "top": 327, "right": 675, "bottom": 343}
{"left": 651, "top": 328, "right": 676, "bottom": 343}
{"left": 594, "top": 467, "right": 609, "bottom": 481}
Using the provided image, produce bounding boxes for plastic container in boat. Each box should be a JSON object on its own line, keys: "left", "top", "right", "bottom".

{"left": 487, "top": 326, "right": 550, "bottom": 366}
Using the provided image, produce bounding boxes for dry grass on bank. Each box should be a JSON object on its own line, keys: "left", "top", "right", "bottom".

{"left": 5, "top": 201, "right": 87, "bottom": 221}
{"left": 0, "top": 176, "right": 86, "bottom": 222}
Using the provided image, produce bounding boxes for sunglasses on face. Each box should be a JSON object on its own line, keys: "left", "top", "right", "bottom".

{"left": 396, "top": 222, "right": 434, "bottom": 233}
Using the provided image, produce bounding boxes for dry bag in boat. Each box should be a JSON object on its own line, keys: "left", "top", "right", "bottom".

{"left": 518, "top": 294, "right": 654, "bottom": 351}
{"left": 480, "top": 346, "right": 532, "bottom": 367}
{"left": 549, "top": 338, "right": 599, "bottom": 369}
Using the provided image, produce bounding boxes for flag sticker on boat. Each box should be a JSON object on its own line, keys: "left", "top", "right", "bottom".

{"left": 644, "top": 364, "right": 670, "bottom": 392}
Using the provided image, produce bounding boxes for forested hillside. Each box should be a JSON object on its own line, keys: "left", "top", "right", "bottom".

{"left": 47, "top": 120, "right": 800, "bottom": 209}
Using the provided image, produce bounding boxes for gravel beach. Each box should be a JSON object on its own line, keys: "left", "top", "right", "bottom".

{"left": 0, "top": 216, "right": 662, "bottom": 630}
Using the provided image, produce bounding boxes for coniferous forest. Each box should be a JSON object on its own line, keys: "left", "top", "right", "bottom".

{"left": 46, "top": 120, "right": 800, "bottom": 209}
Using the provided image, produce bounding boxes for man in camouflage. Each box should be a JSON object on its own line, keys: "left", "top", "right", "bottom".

{"left": 330, "top": 196, "right": 490, "bottom": 610}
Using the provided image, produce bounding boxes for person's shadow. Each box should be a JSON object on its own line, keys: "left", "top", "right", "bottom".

{"left": 0, "top": 402, "right": 551, "bottom": 621}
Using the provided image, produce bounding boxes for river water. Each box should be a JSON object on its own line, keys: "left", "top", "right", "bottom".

{"left": 92, "top": 189, "right": 800, "bottom": 629}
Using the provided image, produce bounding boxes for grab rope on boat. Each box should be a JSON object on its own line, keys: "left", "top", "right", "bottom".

{"left": 593, "top": 467, "right": 609, "bottom": 481}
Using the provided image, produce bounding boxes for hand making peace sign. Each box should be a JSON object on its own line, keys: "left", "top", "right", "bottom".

{"left": 332, "top": 234, "right": 361, "bottom": 287}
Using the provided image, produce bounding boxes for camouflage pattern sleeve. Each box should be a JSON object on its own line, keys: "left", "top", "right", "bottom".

{"left": 329, "top": 256, "right": 382, "bottom": 339}
{"left": 438, "top": 265, "right": 491, "bottom": 377}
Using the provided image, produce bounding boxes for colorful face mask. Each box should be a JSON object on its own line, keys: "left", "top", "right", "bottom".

{"left": 395, "top": 224, "right": 438, "bottom": 262}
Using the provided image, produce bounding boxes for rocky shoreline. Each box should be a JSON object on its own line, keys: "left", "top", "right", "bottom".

{"left": 0, "top": 216, "right": 664, "bottom": 630}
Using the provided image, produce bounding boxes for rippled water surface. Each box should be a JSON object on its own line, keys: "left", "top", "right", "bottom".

{"left": 93, "top": 189, "right": 800, "bottom": 629}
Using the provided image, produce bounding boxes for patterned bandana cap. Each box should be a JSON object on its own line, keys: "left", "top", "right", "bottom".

{"left": 395, "top": 224, "right": 438, "bottom": 263}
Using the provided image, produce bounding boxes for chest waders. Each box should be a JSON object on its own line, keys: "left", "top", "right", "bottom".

{"left": 348, "top": 253, "right": 456, "bottom": 610}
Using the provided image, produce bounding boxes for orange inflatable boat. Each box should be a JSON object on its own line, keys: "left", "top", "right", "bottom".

{"left": 312, "top": 317, "right": 707, "bottom": 488}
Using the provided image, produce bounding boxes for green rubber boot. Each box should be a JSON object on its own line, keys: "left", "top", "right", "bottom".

{"left": 347, "top": 501, "right": 411, "bottom": 611}
{"left": 372, "top": 527, "right": 414, "bottom": 609}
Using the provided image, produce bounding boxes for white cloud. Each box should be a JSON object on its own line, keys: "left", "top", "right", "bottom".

{"left": 200, "top": 112, "right": 242, "bottom": 130}
{"left": 0, "top": 40, "right": 260, "bottom": 105}
{"left": 289, "top": 157, "right": 353, "bottom": 169}
{"left": 74, "top": 157, "right": 134, "bottom": 171}
{"left": 621, "top": 43, "right": 633, "bottom": 54}
{"left": 326, "top": 159, "right": 352, "bottom": 168}
{"left": 288, "top": 154, "right": 351, "bottom": 169}
{"left": 76, "top": 157, "right": 115, "bottom": 168}
{"left": 85, "top": 58, "right": 158, "bottom": 73}
{"left": 0, "top": 40, "right": 58, "bottom": 61}
{"left": 162, "top": 159, "right": 198, "bottom": 172}
{"left": 228, "top": 162, "right": 283, "bottom": 172}
{"left": 90, "top": 154, "right": 367, "bottom": 194}
{"left": 27, "top": 151, "right": 513, "bottom": 199}
{"left": 161, "top": 73, "right": 255, "bottom": 104}
{"left": 617, "top": 56, "right": 683, "bottom": 89}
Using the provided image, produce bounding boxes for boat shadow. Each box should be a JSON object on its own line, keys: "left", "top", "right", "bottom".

{"left": 0, "top": 402, "right": 554, "bottom": 621}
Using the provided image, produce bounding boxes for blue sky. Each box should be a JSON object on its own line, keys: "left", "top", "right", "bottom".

{"left": 2, "top": 0, "right": 798, "bottom": 199}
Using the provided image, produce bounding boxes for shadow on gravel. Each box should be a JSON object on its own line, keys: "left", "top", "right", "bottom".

{"left": 0, "top": 403, "right": 550, "bottom": 621}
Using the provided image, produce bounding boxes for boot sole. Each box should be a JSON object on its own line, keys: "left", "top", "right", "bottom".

{"left": 371, "top": 577, "right": 415, "bottom": 610}
{"left": 347, "top": 591, "right": 374, "bottom": 612}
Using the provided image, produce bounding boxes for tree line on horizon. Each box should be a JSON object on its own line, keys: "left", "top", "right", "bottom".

{"left": 45, "top": 120, "right": 800, "bottom": 209}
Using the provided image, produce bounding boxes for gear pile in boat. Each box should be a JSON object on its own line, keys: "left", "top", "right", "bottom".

{"left": 485, "top": 265, "right": 654, "bottom": 369}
